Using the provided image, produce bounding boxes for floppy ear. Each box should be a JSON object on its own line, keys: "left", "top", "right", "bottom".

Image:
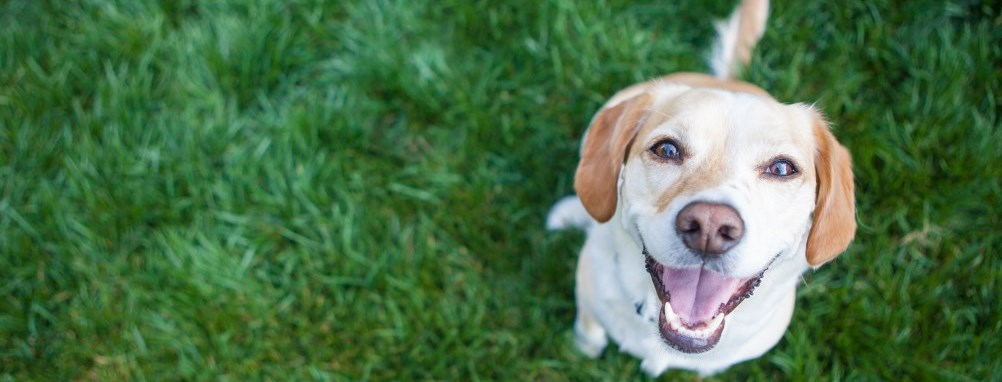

{"left": 806, "top": 116, "right": 857, "bottom": 266}
{"left": 573, "top": 94, "right": 652, "bottom": 222}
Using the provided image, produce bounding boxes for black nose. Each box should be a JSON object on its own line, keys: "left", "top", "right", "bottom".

{"left": 675, "top": 202, "right": 744, "bottom": 256}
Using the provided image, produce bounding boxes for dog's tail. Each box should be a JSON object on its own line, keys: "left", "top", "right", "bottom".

{"left": 546, "top": 195, "right": 594, "bottom": 231}
{"left": 709, "top": 0, "right": 770, "bottom": 80}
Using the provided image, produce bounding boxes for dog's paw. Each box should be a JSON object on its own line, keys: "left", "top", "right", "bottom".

{"left": 573, "top": 333, "right": 607, "bottom": 359}
{"left": 640, "top": 358, "right": 670, "bottom": 377}
{"left": 573, "top": 320, "right": 607, "bottom": 358}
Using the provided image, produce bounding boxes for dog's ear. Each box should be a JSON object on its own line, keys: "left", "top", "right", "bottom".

{"left": 806, "top": 115, "right": 857, "bottom": 266}
{"left": 574, "top": 94, "right": 652, "bottom": 222}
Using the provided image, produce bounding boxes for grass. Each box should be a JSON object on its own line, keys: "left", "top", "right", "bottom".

{"left": 1, "top": 0, "right": 999, "bottom": 380}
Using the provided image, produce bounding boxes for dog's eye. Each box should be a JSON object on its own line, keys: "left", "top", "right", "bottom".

{"left": 765, "top": 159, "right": 797, "bottom": 177}
{"left": 650, "top": 140, "right": 682, "bottom": 161}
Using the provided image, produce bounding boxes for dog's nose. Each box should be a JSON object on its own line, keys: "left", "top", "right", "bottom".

{"left": 675, "top": 202, "right": 744, "bottom": 256}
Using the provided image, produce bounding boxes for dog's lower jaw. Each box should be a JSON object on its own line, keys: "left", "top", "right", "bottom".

{"left": 658, "top": 300, "right": 726, "bottom": 353}
{"left": 571, "top": 215, "right": 806, "bottom": 376}
{"left": 641, "top": 281, "right": 797, "bottom": 377}
{"left": 642, "top": 247, "right": 771, "bottom": 354}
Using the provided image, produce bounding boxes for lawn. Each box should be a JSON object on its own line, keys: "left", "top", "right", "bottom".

{"left": 1, "top": 0, "right": 999, "bottom": 380}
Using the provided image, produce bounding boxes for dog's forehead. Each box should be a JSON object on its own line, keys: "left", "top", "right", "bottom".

{"left": 637, "top": 86, "right": 815, "bottom": 157}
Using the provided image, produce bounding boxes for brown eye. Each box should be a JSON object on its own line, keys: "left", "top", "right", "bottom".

{"left": 765, "top": 159, "right": 797, "bottom": 177}
{"left": 650, "top": 140, "right": 682, "bottom": 161}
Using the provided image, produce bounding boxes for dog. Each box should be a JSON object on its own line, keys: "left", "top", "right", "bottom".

{"left": 546, "top": 0, "right": 856, "bottom": 376}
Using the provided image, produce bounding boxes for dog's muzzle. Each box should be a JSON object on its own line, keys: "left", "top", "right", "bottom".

{"left": 643, "top": 247, "right": 766, "bottom": 353}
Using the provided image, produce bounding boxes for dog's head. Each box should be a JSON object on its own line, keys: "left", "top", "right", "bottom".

{"left": 574, "top": 76, "right": 855, "bottom": 353}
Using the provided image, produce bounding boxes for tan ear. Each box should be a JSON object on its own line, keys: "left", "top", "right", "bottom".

{"left": 806, "top": 116, "right": 857, "bottom": 266}
{"left": 573, "top": 94, "right": 652, "bottom": 222}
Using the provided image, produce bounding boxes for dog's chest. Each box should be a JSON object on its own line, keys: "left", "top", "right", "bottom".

{"left": 588, "top": 227, "right": 661, "bottom": 329}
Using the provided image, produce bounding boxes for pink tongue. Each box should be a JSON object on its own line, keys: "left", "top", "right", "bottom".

{"left": 662, "top": 266, "right": 742, "bottom": 325}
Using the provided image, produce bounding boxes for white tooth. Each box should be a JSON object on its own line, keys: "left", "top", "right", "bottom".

{"left": 664, "top": 301, "right": 682, "bottom": 327}
{"left": 663, "top": 302, "right": 726, "bottom": 339}
{"left": 709, "top": 313, "right": 724, "bottom": 330}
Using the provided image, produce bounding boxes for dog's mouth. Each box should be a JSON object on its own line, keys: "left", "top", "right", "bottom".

{"left": 643, "top": 249, "right": 767, "bottom": 354}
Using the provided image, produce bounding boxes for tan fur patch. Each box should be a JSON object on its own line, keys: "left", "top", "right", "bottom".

{"left": 653, "top": 166, "right": 728, "bottom": 214}
{"left": 806, "top": 115, "right": 857, "bottom": 266}
{"left": 659, "top": 73, "right": 771, "bottom": 98}
{"left": 575, "top": 94, "right": 654, "bottom": 222}
{"left": 735, "top": 0, "right": 769, "bottom": 66}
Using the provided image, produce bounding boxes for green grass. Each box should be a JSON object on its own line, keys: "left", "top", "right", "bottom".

{"left": 1, "top": 0, "right": 999, "bottom": 380}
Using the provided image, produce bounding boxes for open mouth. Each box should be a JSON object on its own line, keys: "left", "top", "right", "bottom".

{"left": 643, "top": 249, "right": 767, "bottom": 353}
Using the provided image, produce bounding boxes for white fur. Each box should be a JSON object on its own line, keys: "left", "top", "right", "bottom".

{"left": 709, "top": 10, "right": 741, "bottom": 79}
{"left": 546, "top": 195, "right": 592, "bottom": 231}
{"left": 551, "top": 84, "right": 821, "bottom": 376}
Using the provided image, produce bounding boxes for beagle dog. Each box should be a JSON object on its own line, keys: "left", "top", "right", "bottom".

{"left": 547, "top": 0, "right": 856, "bottom": 376}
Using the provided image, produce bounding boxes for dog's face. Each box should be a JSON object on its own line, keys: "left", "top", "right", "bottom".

{"left": 574, "top": 80, "right": 855, "bottom": 353}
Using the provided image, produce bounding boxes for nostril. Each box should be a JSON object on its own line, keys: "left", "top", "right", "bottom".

{"left": 681, "top": 219, "right": 701, "bottom": 233}
{"left": 718, "top": 225, "right": 740, "bottom": 241}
